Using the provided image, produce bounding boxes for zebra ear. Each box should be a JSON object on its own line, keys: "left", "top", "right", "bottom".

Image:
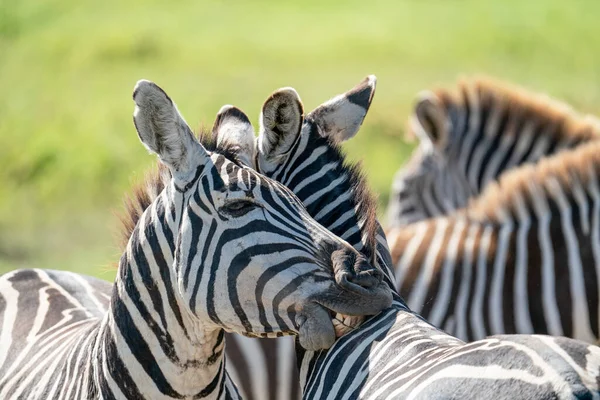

{"left": 258, "top": 87, "right": 304, "bottom": 160}
{"left": 307, "top": 75, "right": 376, "bottom": 142}
{"left": 411, "top": 91, "right": 447, "bottom": 147}
{"left": 212, "top": 105, "right": 255, "bottom": 167}
{"left": 133, "top": 80, "right": 208, "bottom": 181}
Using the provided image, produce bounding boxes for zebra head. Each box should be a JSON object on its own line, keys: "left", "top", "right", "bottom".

{"left": 386, "top": 89, "right": 475, "bottom": 227}
{"left": 132, "top": 80, "right": 392, "bottom": 351}
{"left": 254, "top": 76, "right": 376, "bottom": 243}
{"left": 253, "top": 76, "right": 396, "bottom": 285}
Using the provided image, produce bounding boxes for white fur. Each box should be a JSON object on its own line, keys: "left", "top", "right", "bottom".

{"left": 132, "top": 80, "right": 208, "bottom": 182}
{"left": 307, "top": 75, "right": 377, "bottom": 142}
{"left": 214, "top": 105, "right": 255, "bottom": 167}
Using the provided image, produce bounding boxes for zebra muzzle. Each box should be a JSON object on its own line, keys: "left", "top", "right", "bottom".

{"left": 332, "top": 249, "right": 383, "bottom": 295}
{"left": 296, "top": 302, "right": 337, "bottom": 351}
{"left": 292, "top": 249, "right": 392, "bottom": 350}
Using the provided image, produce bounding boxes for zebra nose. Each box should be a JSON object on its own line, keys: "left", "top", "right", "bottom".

{"left": 331, "top": 249, "right": 383, "bottom": 293}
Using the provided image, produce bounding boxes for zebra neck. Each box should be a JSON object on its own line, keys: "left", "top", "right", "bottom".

{"left": 93, "top": 195, "right": 229, "bottom": 399}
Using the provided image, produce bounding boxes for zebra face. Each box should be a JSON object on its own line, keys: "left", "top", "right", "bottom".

{"left": 132, "top": 80, "right": 392, "bottom": 351}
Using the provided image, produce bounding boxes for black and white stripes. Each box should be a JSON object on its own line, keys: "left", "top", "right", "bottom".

{"left": 0, "top": 80, "right": 392, "bottom": 399}
{"left": 232, "top": 77, "right": 600, "bottom": 399}
{"left": 387, "top": 139, "right": 600, "bottom": 343}
{"left": 387, "top": 77, "right": 600, "bottom": 228}
{"left": 381, "top": 79, "right": 600, "bottom": 343}
{"left": 3, "top": 75, "right": 600, "bottom": 400}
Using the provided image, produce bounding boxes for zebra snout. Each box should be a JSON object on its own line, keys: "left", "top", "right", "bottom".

{"left": 331, "top": 249, "right": 382, "bottom": 294}
{"left": 346, "top": 267, "right": 382, "bottom": 289}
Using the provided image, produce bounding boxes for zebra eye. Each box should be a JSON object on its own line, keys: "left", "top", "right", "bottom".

{"left": 221, "top": 199, "right": 258, "bottom": 217}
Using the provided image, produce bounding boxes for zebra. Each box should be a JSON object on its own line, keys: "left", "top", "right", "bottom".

{"left": 0, "top": 79, "right": 393, "bottom": 399}
{"left": 386, "top": 138, "right": 600, "bottom": 343}
{"left": 248, "top": 81, "right": 600, "bottom": 399}
{"left": 75, "top": 77, "right": 600, "bottom": 399}
{"left": 386, "top": 77, "right": 600, "bottom": 228}
{"left": 225, "top": 76, "right": 600, "bottom": 398}
{"left": 378, "top": 77, "right": 600, "bottom": 343}
{"left": 119, "top": 76, "right": 388, "bottom": 400}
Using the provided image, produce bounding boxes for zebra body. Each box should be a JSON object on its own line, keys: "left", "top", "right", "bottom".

{"left": 379, "top": 78, "right": 600, "bottom": 343}
{"left": 0, "top": 80, "right": 392, "bottom": 399}
{"left": 387, "top": 77, "right": 600, "bottom": 227}
{"left": 246, "top": 80, "right": 600, "bottom": 399}
{"left": 0, "top": 269, "right": 110, "bottom": 399}
{"left": 303, "top": 299, "right": 600, "bottom": 400}
{"left": 386, "top": 140, "right": 600, "bottom": 343}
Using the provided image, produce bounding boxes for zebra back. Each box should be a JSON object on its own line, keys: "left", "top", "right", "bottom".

{"left": 388, "top": 138, "right": 600, "bottom": 342}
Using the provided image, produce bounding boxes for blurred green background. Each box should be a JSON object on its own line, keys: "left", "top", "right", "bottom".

{"left": 2, "top": 0, "right": 600, "bottom": 281}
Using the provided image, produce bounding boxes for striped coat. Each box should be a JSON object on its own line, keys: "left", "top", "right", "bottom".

{"left": 236, "top": 78, "right": 600, "bottom": 399}
{"left": 387, "top": 139, "right": 600, "bottom": 343}
{"left": 387, "top": 77, "right": 600, "bottom": 228}
{"left": 0, "top": 80, "right": 393, "bottom": 399}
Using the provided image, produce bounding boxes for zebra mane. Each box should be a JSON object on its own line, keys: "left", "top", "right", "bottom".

{"left": 409, "top": 76, "right": 600, "bottom": 145}
{"left": 342, "top": 156, "right": 379, "bottom": 262}
{"left": 302, "top": 120, "right": 379, "bottom": 263}
{"left": 116, "top": 129, "right": 243, "bottom": 252}
{"left": 465, "top": 139, "right": 600, "bottom": 222}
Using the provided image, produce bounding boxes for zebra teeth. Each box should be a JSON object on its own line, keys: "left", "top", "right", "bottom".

{"left": 331, "top": 313, "right": 364, "bottom": 338}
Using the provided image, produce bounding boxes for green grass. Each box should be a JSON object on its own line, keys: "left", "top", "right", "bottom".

{"left": 2, "top": 0, "right": 600, "bottom": 280}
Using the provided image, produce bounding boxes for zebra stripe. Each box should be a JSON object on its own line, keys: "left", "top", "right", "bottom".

{"left": 387, "top": 76, "right": 600, "bottom": 227}
{"left": 250, "top": 79, "right": 600, "bottom": 399}
{"left": 156, "top": 76, "right": 388, "bottom": 400}
{"left": 0, "top": 80, "right": 392, "bottom": 399}
{"left": 226, "top": 78, "right": 600, "bottom": 399}
{"left": 113, "top": 77, "right": 386, "bottom": 399}
{"left": 302, "top": 292, "right": 600, "bottom": 399}
{"left": 387, "top": 140, "right": 600, "bottom": 343}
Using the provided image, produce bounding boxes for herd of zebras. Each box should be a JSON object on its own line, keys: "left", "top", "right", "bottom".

{"left": 1, "top": 74, "right": 600, "bottom": 399}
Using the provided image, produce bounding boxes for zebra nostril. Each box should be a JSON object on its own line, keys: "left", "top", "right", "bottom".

{"left": 332, "top": 249, "right": 382, "bottom": 292}
{"left": 346, "top": 271, "right": 379, "bottom": 289}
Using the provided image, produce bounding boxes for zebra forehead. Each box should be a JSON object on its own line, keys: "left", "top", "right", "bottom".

{"left": 116, "top": 128, "right": 260, "bottom": 256}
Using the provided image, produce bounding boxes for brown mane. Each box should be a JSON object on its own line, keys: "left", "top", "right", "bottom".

{"left": 345, "top": 159, "right": 379, "bottom": 262}
{"left": 117, "top": 163, "right": 171, "bottom": 251}
{"left": 408, "top": 76, "right": 600, "bottom": 145}
{"left": 466, "top": 140, "right": 600, "bottom": 223}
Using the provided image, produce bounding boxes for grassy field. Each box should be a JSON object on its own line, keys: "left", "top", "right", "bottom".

{"left": 2, "top": 0, "right": 600, "bottom": 281}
